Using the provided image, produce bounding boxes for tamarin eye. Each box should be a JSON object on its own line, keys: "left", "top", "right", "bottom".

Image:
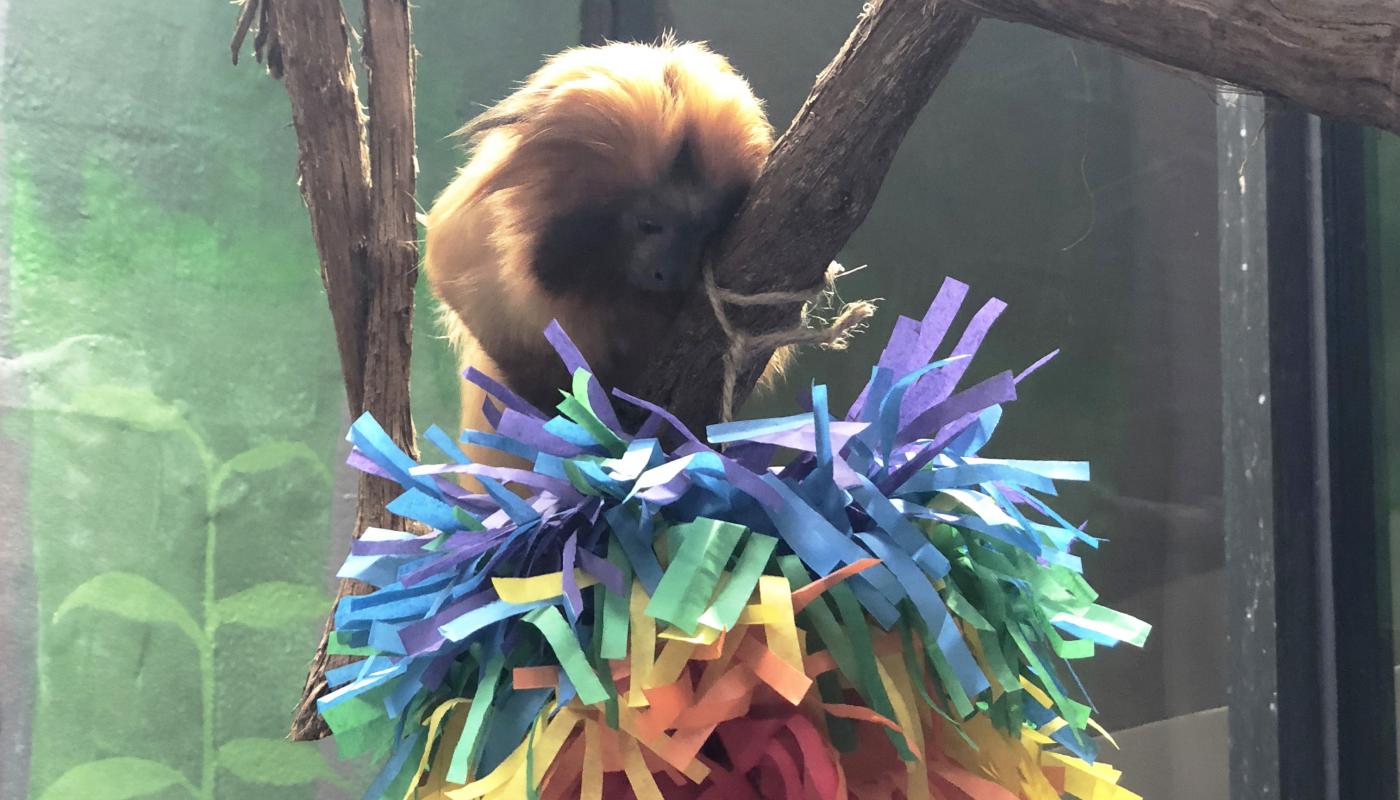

{"left": 637, "top": 217, "right": 665, "bottom": 235}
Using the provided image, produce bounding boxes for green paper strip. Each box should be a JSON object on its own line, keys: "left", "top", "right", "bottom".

{"left": 778, "top": 556, "right": 856, "bottom": 682}
{"left": 454, "top": 507, "right": 486, "bottom": 532}
{"left": 923, "top": 628, "right": 976, "bottom": 720}
{"left": 1056, "top": 604, "right": 1153, "bottom": 648}
{"left": 1045, "top": 625, "right": 1095, "bottom": 661}
{"left": 1008, "top": 624, "right": 1089, "bottom": 730}
{"left": 974, "top": 628, "right": 1022, "bottom": 694}
{"left": 898, "top": 620, "right": 937, "bottom": 709}
{"left": 942, "top": 583, "right": 993, "bottom": 632}
{"left": 829, "top": 582, "right": 914, "bottom": 761}
{"left": 557, "top": 369, "right": 627, "bottom": 456}
{"left": 816, "top": 672, "right": 858, "bottom": 752}
{"left": 321, "top": 695, "right": 393, "bottom": 760}
{"left": 525, "top": 715, "right": 540, "bottom": 800}
{"left": 525, "top": 606, "right": 611, "bottom": 705}
{"left": 645, "top": 518, "right": 744, "bottom": 636}
{"left": 326, "top": 631, "right": 377, "bottom": 657}
{"left": 600, "top": 539, "right": 632, "bottom": 660}
{"left": 448, "top": 652, "right": 503, "bottom": 783}
{"left": 697, "top": 532, "right": 778, "bottom": 631}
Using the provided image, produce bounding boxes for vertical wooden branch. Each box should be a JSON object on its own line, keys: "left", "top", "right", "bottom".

{"left": 259, "top": 0, "right": 372, "bottom": 413}
{"left": 233, "top": 0, "right": 419, "bottom": 741}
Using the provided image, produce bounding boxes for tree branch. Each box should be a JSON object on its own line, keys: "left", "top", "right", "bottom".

{"left": 232, "top": 0, "right": 420, "bottom": 741}
{"left": 958, "top": 0, "right": 1400, "bottom": 137}
{"left": 634, "top": 0, "right": 981, "bottom": 430}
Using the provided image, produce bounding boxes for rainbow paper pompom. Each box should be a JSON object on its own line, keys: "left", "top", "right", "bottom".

{"left": 320, "top": 276, "right": 1150, "bottom": 800}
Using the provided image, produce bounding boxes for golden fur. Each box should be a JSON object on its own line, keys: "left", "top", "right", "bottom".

{"left": 423, "top": 39, "right": 778, "bottom": 477}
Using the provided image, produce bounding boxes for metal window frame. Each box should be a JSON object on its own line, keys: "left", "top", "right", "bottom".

{"left": 1220, "top": 95, "right": 1397, "bottom": 799}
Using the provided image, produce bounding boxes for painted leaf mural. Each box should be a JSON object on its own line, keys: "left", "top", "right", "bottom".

{"left": 1, "top": 2, "right": 571, "bottom": 798}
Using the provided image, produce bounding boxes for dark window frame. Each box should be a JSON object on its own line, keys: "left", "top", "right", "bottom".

{"left": 1220, "top": 96, "right": 1397, "bottom": 799}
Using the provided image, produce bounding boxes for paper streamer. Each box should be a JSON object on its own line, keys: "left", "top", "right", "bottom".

{"left": 318, "top": 276, "right": 1149, "bottom": 800}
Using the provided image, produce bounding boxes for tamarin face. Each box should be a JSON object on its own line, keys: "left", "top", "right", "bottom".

{"left": 532, "top": 142, "right": 748, "bottom": 298}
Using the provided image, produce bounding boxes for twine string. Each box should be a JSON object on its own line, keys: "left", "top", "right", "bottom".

{"left": 704, "top": 262, "right": 877, "bottom": 422}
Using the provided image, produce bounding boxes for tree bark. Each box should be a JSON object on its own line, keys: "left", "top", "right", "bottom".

{"left": 958, "top": 0, "right": 1400, "bottom": 137}
{"left": 233, "top": 0, "right": 420, "bottom": 741}
{"left": 633, "top": 0, "right": 981, "bottom": 431}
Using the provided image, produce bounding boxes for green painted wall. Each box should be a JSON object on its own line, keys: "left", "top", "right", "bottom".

{"left": 0, "top": 2, "right": 570, "bottom": 798}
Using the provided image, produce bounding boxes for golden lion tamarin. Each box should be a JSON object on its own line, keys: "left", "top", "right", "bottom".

{"left": 423, "top": 39, "right": 777, "bottom": 468}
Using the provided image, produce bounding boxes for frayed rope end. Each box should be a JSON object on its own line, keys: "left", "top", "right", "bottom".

{"left": 706, "top": 261, "right": 878, "bottom": 421}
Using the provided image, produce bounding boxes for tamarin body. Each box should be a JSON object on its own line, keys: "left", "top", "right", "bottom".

{"left": 423, "top": 39, "right": 777, "bottom": 467}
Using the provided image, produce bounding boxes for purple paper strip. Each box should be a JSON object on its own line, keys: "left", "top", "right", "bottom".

{"left": 398, "top": 589, "right": 496, "bottom": 656}
{"left": 1015, "top": 348, "right": 1060, "bottom": 384}
{"left": 543, "top": 321, "right": 626, "bottom": 435}
{"left": 849, "top": 277, "right": 969, "bottom": 420}
{"left": 897, "top": 370, "right": 1015, "bottom": 450}
{"left": 481, "top": 395, "right": 503, "bottom": 431}
{"left": 496, "top": 409, "right": 583, "bottom": 457}
{"left": 347, "top": 448, "right": 394, "bottom": 480}
{"left": 464, "top": 366, "right": 545, "bottom": 419}
{"left": 898, "top": 295, "right": 1006, "bottom": 427}
{"left": 414, "top": 463, "right": 579, "bottom": 499}
{"left": 612, "top": 389, "right": 702, "bottom": 444}
{"left": 576, "top": 548, "right": 625, "bottom": 595}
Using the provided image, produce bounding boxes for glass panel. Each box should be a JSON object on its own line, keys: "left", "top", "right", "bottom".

{"left": 1375, "top": 131, "right": 1400, "bottom": 791}
{"left": 676, "top": 5, "right": 1228, "bottom": 797}
{"left": 0, "top": 2, "right": 1230, "bottom": 799}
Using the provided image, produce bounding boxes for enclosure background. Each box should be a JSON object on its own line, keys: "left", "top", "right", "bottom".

{"left": 1, "top": 1, "right": 1333, "bottom": 798}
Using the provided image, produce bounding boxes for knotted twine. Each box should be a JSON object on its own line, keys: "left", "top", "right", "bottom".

{"left": 704, "top": 262, "right": 877, "bottom": 421}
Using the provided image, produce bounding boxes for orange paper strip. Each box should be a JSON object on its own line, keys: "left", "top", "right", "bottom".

{"left": 791, "top": 558, "right": 882, "bottom": 612}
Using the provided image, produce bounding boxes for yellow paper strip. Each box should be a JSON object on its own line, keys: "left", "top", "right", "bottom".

{"left": 628, "top": 582, "right": 655, "bottom": 707}
{"left": 757, "top": 575, "right": 802, "bottom": 671}
{"left": 620, "top": 734, "right": 665, "bottom": 800}
{"left": 736, "top": 603, "right": 783, "bottom": 626}
{"left": 530, "top": 707, "right": 582, "bottom": 789}
{"left": 657, "top": 623, "right": 722, "bottom": 644}
{"left": 403, "top": 699, "right": 469, "bottom": 800}
{"left": 492, "top": 569, "right": 599, "bottom": 604}
{"left": 647, "top": 639, "right": 697, "bottom": 688}
{"left": 581, "top": 719, "right": 603, "bottom": 800}
{"left": 445, "top": 735, "right": 527, "bottom": 799}
{"left": 875, "top": 654, "right": 925, "bottom": 760}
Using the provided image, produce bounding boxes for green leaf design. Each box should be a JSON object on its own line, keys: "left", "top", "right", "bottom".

{"left": 54, "top": 572, "right": 205, "bottom": 650}
{"left": 37, "top": 757, "right": 194, "bottom": 800}
{"left": 217, "top": 738, "right": 343, "bottom": 787}
{"left": 217, "top": 440, "right": 333, "bottom": 488}
{"left": 215, "top": 581, "right": 330, "bottom": 630}
{"left": 65, "top": 384, "right": 186, "bottom": 433}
